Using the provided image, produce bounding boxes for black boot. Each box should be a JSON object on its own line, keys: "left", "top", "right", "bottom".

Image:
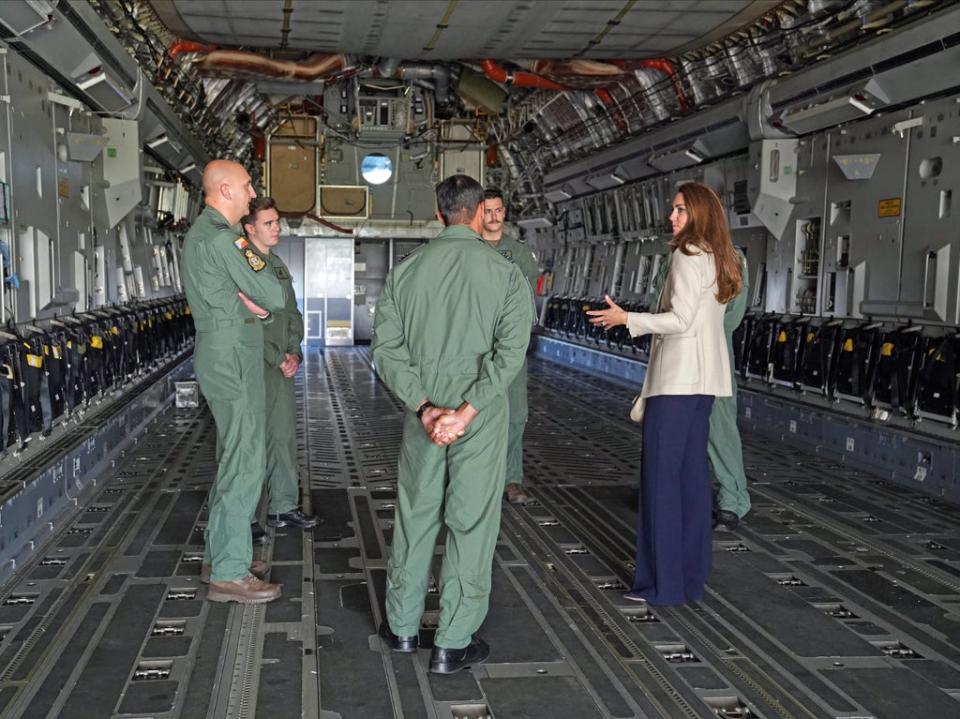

{"left": 267, "top": 508, "right": 320, "bottom": 529}
{"left": 378, "top": 622, "right": 418, "bottom": 653}
{"left": 251, "top": 521, "right": 267, "bottom": 545}
{"left": 429, "top": 637, "right": 490, "bottom": 674}
{"left": 712, "top": 509, "right": 740, "bottom": 530}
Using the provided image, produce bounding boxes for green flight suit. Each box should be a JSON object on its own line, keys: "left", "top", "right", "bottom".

{"left": 649, "top": 249, "right": 751, "bottom": 518}
{"left": 708, "top": 252, "right": 751, "bottom": 518}
{"left": 372, "top": 223, "right": 533, "bottom": 649}
{"left": 182, "top": 206, "right": 285, "bottom": 582}
{"left": 252, "top": 247, "right": 304, "bottom": 515}
{"left": 483, "top": 229, "right": 539, "bottom": 487}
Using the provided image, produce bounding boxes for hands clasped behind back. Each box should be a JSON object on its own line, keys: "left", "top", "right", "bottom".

{"left": 420, "top": 405, "right": 475, "bottom": 446}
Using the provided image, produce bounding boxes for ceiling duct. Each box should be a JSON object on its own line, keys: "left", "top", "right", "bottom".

{"left": 0, "top": 0, "right": 57, "bottom": 35}
{"left": 779, "top": 93, "right": 880, "bottom": 135}
{"left": 146, "top": 133, "right": 184, "bottom": 165}
{"left": 584, "top": 167, "right": 628, "bottom": 191}
{"left": 516, "top": 216, "right": 554, "bottom": 230}
{"left": 543, "top": 187, "right": 573, "bottom": 203}
{"left": 648, "top": 142, "right": 707, "bottom": 173}
{"left": 541, "top": 1, "right": 960, "bottom": 202}
{"left": 0, "top": 0, "right": 209, "bottom": 175}
{"left": 75, "top": 66, "right": 135, "bottom": 113}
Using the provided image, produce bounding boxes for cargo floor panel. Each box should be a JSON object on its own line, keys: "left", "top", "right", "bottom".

{"left": 0, "top": 348, "right": 956, "bottom": 718}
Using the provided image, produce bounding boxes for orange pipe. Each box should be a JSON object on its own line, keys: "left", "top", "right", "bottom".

{"left": 479, "top": 59, "right": 569, "bottom": 90}
{"left": 195, "top": 51, "right": 347, "bottom": 81}
{"left": 169, "top": 40, "right": 217, "bottom": 59}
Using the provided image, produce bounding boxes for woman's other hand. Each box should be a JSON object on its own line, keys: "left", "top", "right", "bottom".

{"left": 586, "top": 294, "right": 628, "bottom": 330}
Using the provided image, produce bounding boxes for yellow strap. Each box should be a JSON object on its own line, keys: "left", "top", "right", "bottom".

{"left": 842, "top": 338, "right": 854, "bottom": 352}
{"left": 91, "top": 335, "right": 103, "bottom": 349}
{"left": 111, "top": 326, "right": 120, "bottom": 335}
{"left": 26, "top": 353, "right": 42, "bottom": 368}
{"left": 52, "top": 346, "right": 62, "bottom": 360}
{"left": 777, "top": 330, "right": 788, "bottom": 343}
{"left": 806, "top": 332, "right": 815, "bottom": 343}
{"left": 880, "top": 342, "right": 895, "bottom": 357}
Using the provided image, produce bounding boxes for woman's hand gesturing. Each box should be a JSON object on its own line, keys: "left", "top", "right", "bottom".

{"left": 586, "top": 294, "right": 628, "bottom": 330}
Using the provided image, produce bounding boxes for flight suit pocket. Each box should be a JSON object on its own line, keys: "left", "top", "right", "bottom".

{"left": 656, "top": 336, "right": 700, "bottom": 386}
{"left": 194, "top": 347, "right": 242, "bottom": 401}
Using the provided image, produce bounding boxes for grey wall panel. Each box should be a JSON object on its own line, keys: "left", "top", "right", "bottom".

{"left": 6, "top": 50, "right": 59, "bottom": 319}
{"left": 900, "top": 99, "right": 960, "bottom": 323}
{"left": 548, "top": 90, "right": 960, "bottom": 329}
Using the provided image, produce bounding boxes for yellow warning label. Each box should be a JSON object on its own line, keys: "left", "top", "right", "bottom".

{"left": 878, "top": 198, "right": 902, "bottom": 217}
{"left": 52, "top": 346, "right": 61, "bottom": 360}
{"left": 881, "top": 342, "right": 895, "bottom": 357}
{"left": 25, "top": 353, "right": 42, "bottom": 368}
{"left": 777, "top": 330, "right": 788, "bottom": 343}
{"left": 843, "top": 338, "right": 854, "bottom": 352}
{"left": 111, "top": 326, "right": 120, "bottom": 335}
{"left": 807, "top": 332, "right": 815, "bottom": 343}
{"left": 91, "top": 335, "right": 103, "bottom": 349}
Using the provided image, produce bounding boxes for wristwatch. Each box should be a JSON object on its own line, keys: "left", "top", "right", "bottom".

{"left": 416, "top": 401, "right": 435, "bottom": 419}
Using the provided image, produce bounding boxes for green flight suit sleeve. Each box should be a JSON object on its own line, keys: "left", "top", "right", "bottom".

{"left": 462, "top": 265, "right": 534, "bottom": 411}
{"left": 723, "top": 251, "right": 750, "bottom": 336}
{"left": 209, "top": 232, "right": 286, "bottom": 313}
{"left": 371, "top": 271, "right": 428, "bottom": 412}
{"left": 518, "top": 245, "right": 539, "bottom": 292}
{"left": 287, "top": 301, "right": 304, "bottom": 361}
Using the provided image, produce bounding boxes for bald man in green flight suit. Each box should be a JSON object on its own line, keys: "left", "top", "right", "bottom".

{"left": 481, "top": 187, "right": 539, "bottom": 506}
{"left": 182, "top": 160, "right": 285, "bottom": 604}
{"left": 240, "top": 197, "right": 318, "bottom": 531}
{"left": 373, "top": 175, "right": 532, "bottom": 674}
{"left": 647, "top": 242, "right": 751, "bottom": 529}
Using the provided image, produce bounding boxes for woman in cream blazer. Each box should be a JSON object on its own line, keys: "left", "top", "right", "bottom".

{"left": 587, "top": 182, "right": 742, "bottom": 605}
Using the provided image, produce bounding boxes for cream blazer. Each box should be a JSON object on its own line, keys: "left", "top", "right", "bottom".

{"left": 627, "top": 247, "right": 732, "bottom": 399}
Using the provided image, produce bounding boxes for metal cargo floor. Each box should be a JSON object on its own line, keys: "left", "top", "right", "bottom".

{"left": 0, "top": 348, "right": 958, "bottom": 719}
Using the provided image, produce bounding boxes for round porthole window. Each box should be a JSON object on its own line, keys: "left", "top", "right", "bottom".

{"left": 361, "top": 153, "right": 393, "bottom": 185}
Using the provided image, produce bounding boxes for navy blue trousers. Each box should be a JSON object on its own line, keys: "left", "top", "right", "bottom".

{"left": 631, "top": 394, "right": 714, "bottom": 605}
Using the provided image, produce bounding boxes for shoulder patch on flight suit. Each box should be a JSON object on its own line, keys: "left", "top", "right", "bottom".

{"left": 499, "top": 249, "right": 514, "bottom": 261}
{"left": 234, "top": 237, "right": 249, "bottom": 250}
{"left": 273, "top": 265, "right": 290, "bottom": 280}
{"left": 244, "top": 249, "right": 266, "bottom": 272}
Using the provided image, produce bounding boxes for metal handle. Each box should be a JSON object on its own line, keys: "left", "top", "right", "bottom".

{"left": 922, "top": 250, "right": 936, "bottom": 310}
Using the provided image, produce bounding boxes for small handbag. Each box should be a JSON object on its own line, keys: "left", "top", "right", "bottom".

{"left": 629, "top": 394, "right": 645, "bottom": 423}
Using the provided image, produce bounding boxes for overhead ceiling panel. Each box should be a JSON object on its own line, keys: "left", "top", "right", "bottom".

{"left": 156, "top": 0, "right": 781, "bottom": 60}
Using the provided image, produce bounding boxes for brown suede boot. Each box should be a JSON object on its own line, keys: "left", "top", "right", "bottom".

{"left": 503, "top": 483, "right": 530, "bottom": 505}
{"left": 200, "top": 559, "right": 269, "bottom": 584}
{"left": 207, "top": 575, "right": 281, "bottom": 604}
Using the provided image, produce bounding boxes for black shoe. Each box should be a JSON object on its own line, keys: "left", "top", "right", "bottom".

{"left": 251, "top": 521, "right": 267, "bottom": 545}
{"left": 713, "top": 509, "right": 740, "bottom": 530}
{"left": 378, "top": 622, "right": 418, "bottom": 653}
{"left": 429, "top": 637, "right": 490, "bottom": 674}
{"left": 267, "top": 509, "right": 320, "bottom": 529}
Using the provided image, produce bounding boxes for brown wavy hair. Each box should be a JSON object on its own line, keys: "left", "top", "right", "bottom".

{"left": 670, "top": 182, "right": 742, "bottom": 304}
